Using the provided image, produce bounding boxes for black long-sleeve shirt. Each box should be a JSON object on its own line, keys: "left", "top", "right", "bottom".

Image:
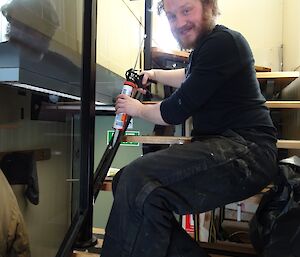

{"left": 160, "top": 25, "right": 275, "bottom": 138}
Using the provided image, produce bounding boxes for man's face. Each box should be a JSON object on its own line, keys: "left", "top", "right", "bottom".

{"left": 163, "top": 0, "right": 213, "bottom": 49}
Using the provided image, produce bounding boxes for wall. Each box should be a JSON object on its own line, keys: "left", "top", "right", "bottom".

{"left": 51, "top": 0, "right": 82, "bottom": 53}
{"left": 218, "top": 0, "right": 283, "bottom": 71}
{"left": 283, "top": 0, "right": 300, "bottom": 71}
{"left": 96, "top": 0, "right": 145, "bottom": 77}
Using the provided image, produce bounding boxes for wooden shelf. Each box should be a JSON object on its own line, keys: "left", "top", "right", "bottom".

{"left": 151, "top": 47, "right": 190, "bottom": 64}
{"left": 255, "top": 66, "right": 271, "bottom": 72}
{"left": 277, "top": 139, "right": 300, "bottom": 149}
{"left": 0, "top": 148, "right": 51, "bottom": 162}
{"left": 123, "top": 136, "right": 300, "bottom": 150}
{"left": 199, "top": 241, "right": 257, "bottom": 256}
{"left": 256, "top": 71, "right": 299, "bottom": 80}
{"left": 265, "top": 101, "right": 300, "bottom": 108}
{"left": 256, "top": 71, "right": 299, "bottom": 89}
{"left": 92, "top": 227, "right": 105, "bottom": 235}
{"left": 72, "top": 251, "right": 99, "bottom": 257}
{"left": 123, "top": 135, "right": 192, "bottom": 145}
{"left": 144, "top": 101, "right": 300, "bottom": 109}
{"left": 151, "top": 47, "right": 271, "bottom": 72}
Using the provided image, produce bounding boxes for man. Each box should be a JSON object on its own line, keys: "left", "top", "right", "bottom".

{"left": 101, "top": 0, "right": 278, "bottom": 256}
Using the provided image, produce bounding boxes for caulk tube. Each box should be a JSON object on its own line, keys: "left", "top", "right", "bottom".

{"left": 113, "top": 81, "right": 137, "bottom": 130}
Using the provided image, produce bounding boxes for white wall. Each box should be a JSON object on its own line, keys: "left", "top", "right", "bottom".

{"left": 51, "top": 0, "right": 83, "bottom": 54}
{"left": 218, "top": 0, "right": 283, "bottom": 71}
{"left": 96, "top": 0, "right": 145, "bottom": 77}
{"left": 283, "top": 0, "right": 300, "bottom": 71}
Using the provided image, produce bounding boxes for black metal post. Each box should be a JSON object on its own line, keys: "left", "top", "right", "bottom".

{"left": 55, "top": 0, "right": 97, "bottom": 255}
{"left": 144, "top": 0, "right": 153, "bottom": 70}
{"left": 75, "top": 0, "right": 97, "bottom": 249}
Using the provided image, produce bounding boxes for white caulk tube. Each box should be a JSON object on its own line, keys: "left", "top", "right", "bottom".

{"left": 113, "top": 81, "right": 137, "bottom": 130}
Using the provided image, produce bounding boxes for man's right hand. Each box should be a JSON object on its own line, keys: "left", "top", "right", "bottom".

{"left": 140, "top": 70, "right": 156, "bottom": 87}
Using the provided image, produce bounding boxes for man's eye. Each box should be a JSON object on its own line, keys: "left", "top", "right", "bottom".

{"left": 183, "top": 8, "right": 191, "bottom": 15}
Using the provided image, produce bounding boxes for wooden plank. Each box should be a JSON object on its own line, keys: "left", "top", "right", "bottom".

{"left": 255, "top": 65, "right": 271, "bottom": 72}
{"left": 151, "top": 47, "right": 190, "bottom": 63}
{"left": 152, "top": 47, "right": 271, "bottom": 72}
{"left": 144, "top": 101, "right": 300, "bottom": 109}
{"left": 256, "top": 71, "right": 299, "bottom": 79}
{"left": 199, "top": 241, "right": 256, "bottom": 255}
{"left": 92, "top": 227, "right": 105, "bottom": 235}
{"left": 72, "top": 251, "right": 99, "bottom": 257}
{"left": 123, "top": 135, "right": 192, "bottom": 145}
{"left": 257, "top": 71, "right": 299, "bottom": 89}
{"left": 124, "top": 136, "right": 300, "bottom": 150}
{"left": 0, "top": 148, "right": 51, "bottom": 161}
{"left": 266, "top": 101, "right": 300, "bottom": 108}
{"left": 277, "top": 139, "right": 300, "bottom": 149}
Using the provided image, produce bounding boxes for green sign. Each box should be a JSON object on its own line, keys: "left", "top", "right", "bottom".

{"left": 107, "top": 130, "right": 140, "bottom": 146}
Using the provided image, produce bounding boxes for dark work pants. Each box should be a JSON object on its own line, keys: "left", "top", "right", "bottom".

{"left": 101, "top": 129, "right": 278, "bottom": 257}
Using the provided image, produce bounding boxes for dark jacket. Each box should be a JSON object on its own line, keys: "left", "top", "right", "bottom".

{"left": 161, "top": 25, "right": 275, "bottom": 138}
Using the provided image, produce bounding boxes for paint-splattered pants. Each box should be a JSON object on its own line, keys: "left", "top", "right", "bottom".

{"left": 101, "top": 129, "right": 277, "bottom": 257}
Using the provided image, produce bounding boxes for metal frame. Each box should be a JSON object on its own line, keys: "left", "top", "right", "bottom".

{"left": 144, "top": 0, "right": 153, "bottom": 70}
{"left": 55, "top": 0, "right": 97, "bottom": 255}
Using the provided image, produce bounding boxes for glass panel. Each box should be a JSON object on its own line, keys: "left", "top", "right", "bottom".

{"left": 93, "top": 0, "right": 146, "bottom": 237}
{"left": 0, "top": 0, "right": 84, "bottom": 256}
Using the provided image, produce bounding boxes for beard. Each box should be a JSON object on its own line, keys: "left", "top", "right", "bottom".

{"left": 172, "top": 13, "right": 215, "bottom": 50}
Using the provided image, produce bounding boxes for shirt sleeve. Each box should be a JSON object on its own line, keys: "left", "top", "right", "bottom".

{"left": 160, "top": 30, "right": 249, "bottom": 125}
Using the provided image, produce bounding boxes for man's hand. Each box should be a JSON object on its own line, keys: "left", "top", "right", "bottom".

{"left": 140, "top": 69, "right": 185, "bottom": 88}
{"left": 115, "top": 94, "right": 143, "bottom": 118}
{"left": 140, "top": 70, "right": 156, "bottom": 86}
{"left": 115, "top": 91, "right": 168, "bottom": 126}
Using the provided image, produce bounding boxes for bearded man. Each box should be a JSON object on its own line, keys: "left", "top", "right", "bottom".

{"left": 101, "top": 1, "right": 278, "bottom": 256}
